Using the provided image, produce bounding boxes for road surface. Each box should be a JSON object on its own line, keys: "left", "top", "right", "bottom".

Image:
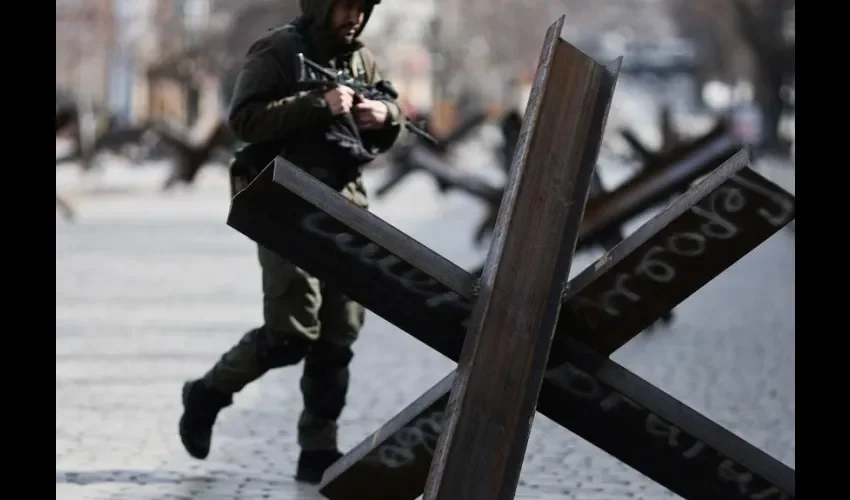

{"left": 56, "top": 160, "right": 795, "bottom": 500}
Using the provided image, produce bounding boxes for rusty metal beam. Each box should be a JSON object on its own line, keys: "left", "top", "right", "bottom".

{"left": 229, "top": 145, "right": 795, "bottom": 500}
{"left": 422, "top": 17, "right": 619, "bottom": 500}
{"left": 309, "top": 149, "right": 795, "bottom": 500}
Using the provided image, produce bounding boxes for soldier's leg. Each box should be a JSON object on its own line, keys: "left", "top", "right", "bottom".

{"left": 200, "top": 247, "right": 321, "bottom": 393}
{"left": 180, "top": 245, "right": 322, "bottom": 460}
{"left": 295, "top": 285, "right": 365, "bottom": 483}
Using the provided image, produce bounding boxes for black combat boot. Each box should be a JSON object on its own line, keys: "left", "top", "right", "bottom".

{"left": 295, "top": 449, "right": 343, "bottom": 484}
{"left": 178, "top": 380, "right": 232, "bottom": 459}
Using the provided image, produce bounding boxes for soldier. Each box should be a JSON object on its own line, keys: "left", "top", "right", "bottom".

{"left": 178, "top": 0, "right": 405, "bottom": 484}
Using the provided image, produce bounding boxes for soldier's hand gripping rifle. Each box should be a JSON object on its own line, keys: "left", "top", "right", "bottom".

{"left": 296, "top": 53, "right": 438, "bottom": 145}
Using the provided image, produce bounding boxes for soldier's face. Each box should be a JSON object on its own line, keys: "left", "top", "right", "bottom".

{"left": 329, "top": 0, "right": 366, "bottom": 43}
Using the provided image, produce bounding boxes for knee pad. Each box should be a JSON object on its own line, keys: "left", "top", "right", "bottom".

{"left": 253, "top": 327, "right": 312, "bottom": 371}
{"left": 304, "top": 343, "right": 354, "bottom": 371}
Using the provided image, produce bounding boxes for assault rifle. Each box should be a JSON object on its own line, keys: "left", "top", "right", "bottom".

{"left": 296, "top": 53, "right": 438, "bottom": 145}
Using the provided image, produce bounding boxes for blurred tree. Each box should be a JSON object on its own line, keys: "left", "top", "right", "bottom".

{"left": 730, "top": 0, "right": 794, "bottom": 153}
{"left": 433, "top": 0, "right": 679, "bottom": 104}
{"left": 180, "top": 0, "right": 300, "bottom": 105}
{"left": 667, "top": 0, "right": 795, "bottom": 153}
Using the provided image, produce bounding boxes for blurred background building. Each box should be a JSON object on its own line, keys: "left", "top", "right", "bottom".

{"left": 56, "top": 0, "right": 794, "bottom": 152}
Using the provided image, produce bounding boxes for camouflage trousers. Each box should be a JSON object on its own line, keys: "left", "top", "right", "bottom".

{"left": 201, "top": 169, "right": 368, "bottom": 451}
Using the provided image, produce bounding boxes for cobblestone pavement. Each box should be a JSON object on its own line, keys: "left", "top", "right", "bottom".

{"left": 56, "top": 164, "right": 795, "bottom": 500}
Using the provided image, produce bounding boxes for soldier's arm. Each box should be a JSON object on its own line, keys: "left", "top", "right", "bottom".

{"left": 362, "top": 49, "right": 406, "bottom": 152}
{"left": 228, "top": 36, "right": 332, "bottom": 144}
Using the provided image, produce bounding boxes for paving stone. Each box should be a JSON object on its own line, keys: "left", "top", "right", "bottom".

{"left": 56, "top": 165, "right": 794, "bottom": 499}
